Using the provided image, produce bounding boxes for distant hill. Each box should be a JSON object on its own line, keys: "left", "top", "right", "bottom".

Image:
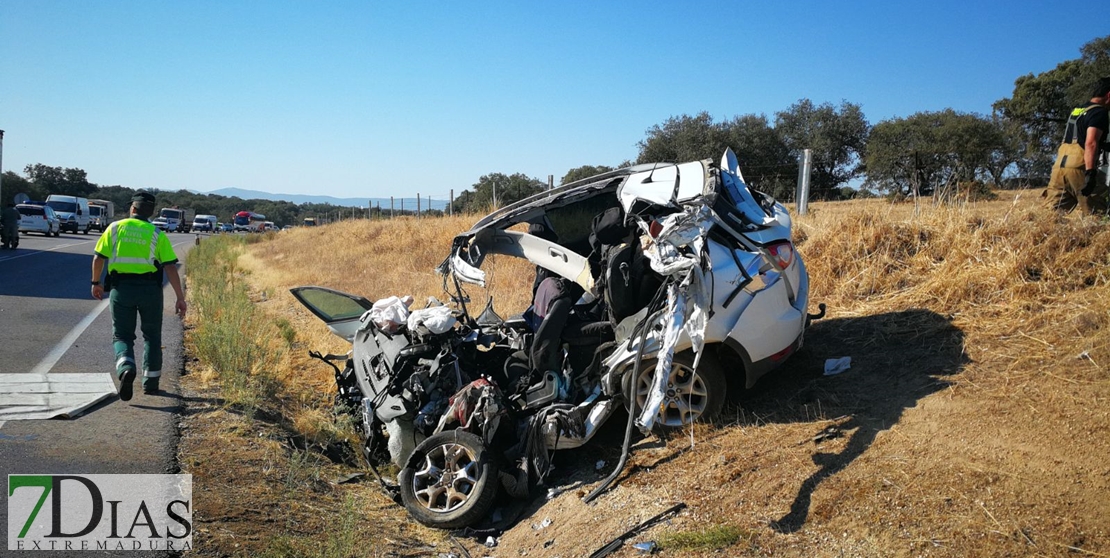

{"left": 199, "top": 187, "right": 450, "bottom": 211}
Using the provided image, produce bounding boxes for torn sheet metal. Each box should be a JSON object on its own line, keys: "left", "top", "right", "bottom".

{"left": 0, "top": 373, "right": 117, "bottom": 420}
{"left": 449, "top": 253, "right": 487, "bottom": 287}
{"left": 631, "top": 203, "right": 714, "bottom": 431}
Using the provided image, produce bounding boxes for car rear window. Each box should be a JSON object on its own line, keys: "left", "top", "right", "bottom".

{"left": 18, "top": 206, "right": 45, "bottom": 216}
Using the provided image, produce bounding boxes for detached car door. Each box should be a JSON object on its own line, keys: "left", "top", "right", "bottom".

{"left": 289, "top": 286, "right": 374, "bottom": 341}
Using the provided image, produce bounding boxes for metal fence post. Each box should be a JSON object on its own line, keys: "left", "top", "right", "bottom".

{"left": 796, "top": 149, "right": 812, "bottom": 216}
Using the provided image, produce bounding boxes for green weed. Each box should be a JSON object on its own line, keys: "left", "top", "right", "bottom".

{"left": 185, "top": 235, "right": 284, "bottom": 416}
{"left": 656, "top": 524, "right": 748, "bottom": 552}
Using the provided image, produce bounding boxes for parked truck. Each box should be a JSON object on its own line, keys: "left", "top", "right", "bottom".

{"left": 87, "top": 199, "right": 115, "bottom": 232}
{"left": 155, "top": 207, "right": 195, "bottom": 233}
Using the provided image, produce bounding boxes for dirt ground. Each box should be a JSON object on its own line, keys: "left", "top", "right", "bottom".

{"left": 178, "top": 194, "right": 1110, "bottom": 557}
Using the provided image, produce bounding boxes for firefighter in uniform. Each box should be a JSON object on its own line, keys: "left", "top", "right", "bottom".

{"left": 1044, "top": 77, "right": 1110, "bottom": 213}
{"left": 90, "top": 191, "right": 187, "bottom": 400}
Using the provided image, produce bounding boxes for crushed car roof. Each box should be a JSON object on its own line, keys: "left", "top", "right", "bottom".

{"left": 465, "top": 161, "right": 711, "bottom": 234}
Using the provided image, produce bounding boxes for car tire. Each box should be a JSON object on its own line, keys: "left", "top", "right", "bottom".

{"left": 626, "top": 350, "right": 727, "bottom": 431}
{"left": 399, "top": 430, "right": 499, "bottom": 530}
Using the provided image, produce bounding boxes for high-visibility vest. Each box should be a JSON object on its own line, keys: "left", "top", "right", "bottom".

{"left": 94, "top": 218, "right": 175, "bottom": 275}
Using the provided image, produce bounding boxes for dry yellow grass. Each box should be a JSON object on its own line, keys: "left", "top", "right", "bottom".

{"left": 183, "top": 194, "right": 1110, "bottom": 557}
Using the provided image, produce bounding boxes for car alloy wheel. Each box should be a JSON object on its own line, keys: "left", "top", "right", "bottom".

{"left": 399, "top": 430, "right": 498, "bottom": 529}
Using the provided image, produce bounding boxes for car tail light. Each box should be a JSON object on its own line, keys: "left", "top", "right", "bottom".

{"left": 767, "top": 241, "right": 794, "bottom": 270}
{"left": 769, "top": 343, "right": 796, "bottom": 362}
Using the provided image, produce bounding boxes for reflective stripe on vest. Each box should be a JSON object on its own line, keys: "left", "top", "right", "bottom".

{"left": 106, "top": 220, "right": 161, "bottom": 273}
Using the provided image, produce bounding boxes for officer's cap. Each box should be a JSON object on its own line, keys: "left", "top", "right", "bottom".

{"left": 131, "top": 191, "right": 156, "bottom": 204}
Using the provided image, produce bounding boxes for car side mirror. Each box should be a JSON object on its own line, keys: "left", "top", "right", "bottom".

{"left": 77, "top": 208, "right": 83, "bottom": 215}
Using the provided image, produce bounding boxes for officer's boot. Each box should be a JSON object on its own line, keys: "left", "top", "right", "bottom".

{"left": 143, "top": 371, "right": 160, "bottom": 395}
{"left": 117, "top": 363, "right": 137, "bottom": 402}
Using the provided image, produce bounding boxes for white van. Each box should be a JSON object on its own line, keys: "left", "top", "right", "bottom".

{"left": 192, "top": 214, "right": 218, "bottom": 232}
{"left": 45, "top": 195, "right": 92, "bottom": 234}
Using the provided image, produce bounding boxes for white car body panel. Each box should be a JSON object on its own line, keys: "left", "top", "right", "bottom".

{"left": 618, "top": 161, "right": 707, "bottom": 211}
{"left": 726, "top": 276, "right": 804, "bottom": 363}
{"left": 467, "top": 229, "right": 595, "bottom": 295}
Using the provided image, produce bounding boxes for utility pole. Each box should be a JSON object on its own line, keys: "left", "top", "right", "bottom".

{"left": 450, "top": 189, "right": 454, "bottom": 216}
{"left": 417, "top": 193, "right": 421, "bottom": 219}
{"left": 390, "top": 196, "right": 394, "bottom": 219}
{"left": 0, "top": 130, "right": 5, "bottom": 204}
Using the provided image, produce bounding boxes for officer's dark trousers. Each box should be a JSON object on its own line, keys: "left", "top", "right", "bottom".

{"left": 110, "top": 281, "right": 163, "bottom": 388}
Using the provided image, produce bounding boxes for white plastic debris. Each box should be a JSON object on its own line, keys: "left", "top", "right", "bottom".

{"left": 532, "top": 517, "right": 553, "bottom": 530}
{"left": 824, "top": 357, "right": 852, "bottom": 376}
{"left": 484, "top": 536, "right": 497, "bottom": 548}
{"left": 596, "top": 460, "right": 606, "bottom": 471}
{"left": 633, "top": 541, "right": 657, "bottom": 554}
{"left": 365, "top": 295, "right": 413, "bottom": 333}
{"left": 407, "top": 306, "right": 457, "bottom": 335}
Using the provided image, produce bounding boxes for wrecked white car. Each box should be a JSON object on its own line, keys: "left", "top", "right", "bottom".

{"left": 292, "top": 149, "right": 818, "bottom": 529}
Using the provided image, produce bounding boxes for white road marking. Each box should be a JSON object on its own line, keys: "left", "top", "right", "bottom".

{"left": 29, "top": 299, "right": 110, "bottom": 375}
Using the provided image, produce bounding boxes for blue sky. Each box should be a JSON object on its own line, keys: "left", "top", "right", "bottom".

{"left": 0, "top": 1, "right": 1098, "bottom": 201}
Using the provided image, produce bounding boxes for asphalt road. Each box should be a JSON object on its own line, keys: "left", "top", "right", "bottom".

{"left": 0, "top": 228, "right": 199, "bottom": 556}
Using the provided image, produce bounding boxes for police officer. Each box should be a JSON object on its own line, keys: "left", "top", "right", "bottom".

{"left": 90, "top": 191, "right": 187, "bottom": 400}
{"left": 1044, "top": 77, "right": 1110, "bottom": 213}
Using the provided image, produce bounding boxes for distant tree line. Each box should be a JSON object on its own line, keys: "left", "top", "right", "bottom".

{"left": 5, "top": 35, "right": 1107, "bottom": 213}
{"left": 1, "top": 166, "right": 431, "bottom": 227}
{"left": 448, "top": 34, "right": 1110, "bottom": 206}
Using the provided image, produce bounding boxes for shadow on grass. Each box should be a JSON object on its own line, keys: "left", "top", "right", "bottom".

{"left": 732, "top": 308, "right": 970, "bottom": 533}
{"left": 457, "top": 309, "right": 968, "bottom": 539}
